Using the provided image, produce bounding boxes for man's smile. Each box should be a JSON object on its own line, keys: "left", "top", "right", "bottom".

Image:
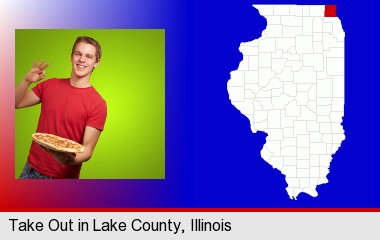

{"left": 76, "top": 64, "right": 87, "bottom": 69}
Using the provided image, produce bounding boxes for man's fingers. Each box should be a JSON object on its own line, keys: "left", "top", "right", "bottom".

{"left": 37, "top": 59, "right": 46, "bottom": 67}
{"left": 32, "top": 60, "right": 48, "bottom": 70}
{"left": 40, "top": 63, "right": 49, "bottom": 70}
{"left": 32, "top": 60, "right": 43, "bottom": 68}
{"left": 34, "top": 70, "right": 46, "bottom": 82}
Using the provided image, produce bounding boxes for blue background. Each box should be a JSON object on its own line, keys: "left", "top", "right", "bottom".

{"left": 192, "top": 0, "right": 377, "bottom": 207}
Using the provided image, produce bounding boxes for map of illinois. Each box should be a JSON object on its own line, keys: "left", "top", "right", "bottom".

{"left": 227, "top": 5, "right": 345, "bottom": 199}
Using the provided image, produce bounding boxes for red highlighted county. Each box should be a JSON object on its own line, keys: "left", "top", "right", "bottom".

{"left": 325, "top": 5, "right": 337, "bottom": 17}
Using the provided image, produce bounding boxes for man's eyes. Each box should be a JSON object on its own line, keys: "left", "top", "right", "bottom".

{"left": 75, "top": 53, "right": 93, "bottom": 59}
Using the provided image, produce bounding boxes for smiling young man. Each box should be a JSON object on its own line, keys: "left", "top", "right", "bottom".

{"left": 15, "top": 36, "right": 107, "bottom": 179}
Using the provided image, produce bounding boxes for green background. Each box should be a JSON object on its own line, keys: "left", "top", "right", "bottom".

{"left": 15, "top": 29, "right": 165, "bottom": 179}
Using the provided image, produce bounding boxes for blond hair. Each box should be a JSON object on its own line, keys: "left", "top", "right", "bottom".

{"left": 71, "top": 36, "right": 102, "bottom": 61}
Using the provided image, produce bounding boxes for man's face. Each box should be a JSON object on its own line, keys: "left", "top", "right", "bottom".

{"left": 71, "top": 42, "right": 99, "bottom": 79}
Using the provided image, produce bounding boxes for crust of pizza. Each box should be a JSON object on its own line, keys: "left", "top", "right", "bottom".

{"left": 32, "top": 133, "right": 85, "bottom": 153}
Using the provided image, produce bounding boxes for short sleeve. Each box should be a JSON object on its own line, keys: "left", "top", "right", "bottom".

{"left": 32, "top": 80, "right": 46, "bottom": 99}
{"left": 87, "top": 100, "right": 107, "bottom": 131}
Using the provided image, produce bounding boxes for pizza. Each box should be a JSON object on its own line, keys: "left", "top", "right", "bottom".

{"left": 32, "top": 133, "right": 85, "bottom": 153}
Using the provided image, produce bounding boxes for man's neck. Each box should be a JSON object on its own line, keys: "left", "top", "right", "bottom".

{"left": 69, "top": 76, "right": 91, "bottom": 88}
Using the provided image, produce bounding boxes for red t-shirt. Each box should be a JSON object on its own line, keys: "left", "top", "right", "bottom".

{"left": 28, "top": 78, "right": 107, "bottom": 178}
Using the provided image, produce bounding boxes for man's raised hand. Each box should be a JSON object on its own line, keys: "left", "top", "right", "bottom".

{"left": 24, "top": 60, "right": 49, "bottom": 83}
